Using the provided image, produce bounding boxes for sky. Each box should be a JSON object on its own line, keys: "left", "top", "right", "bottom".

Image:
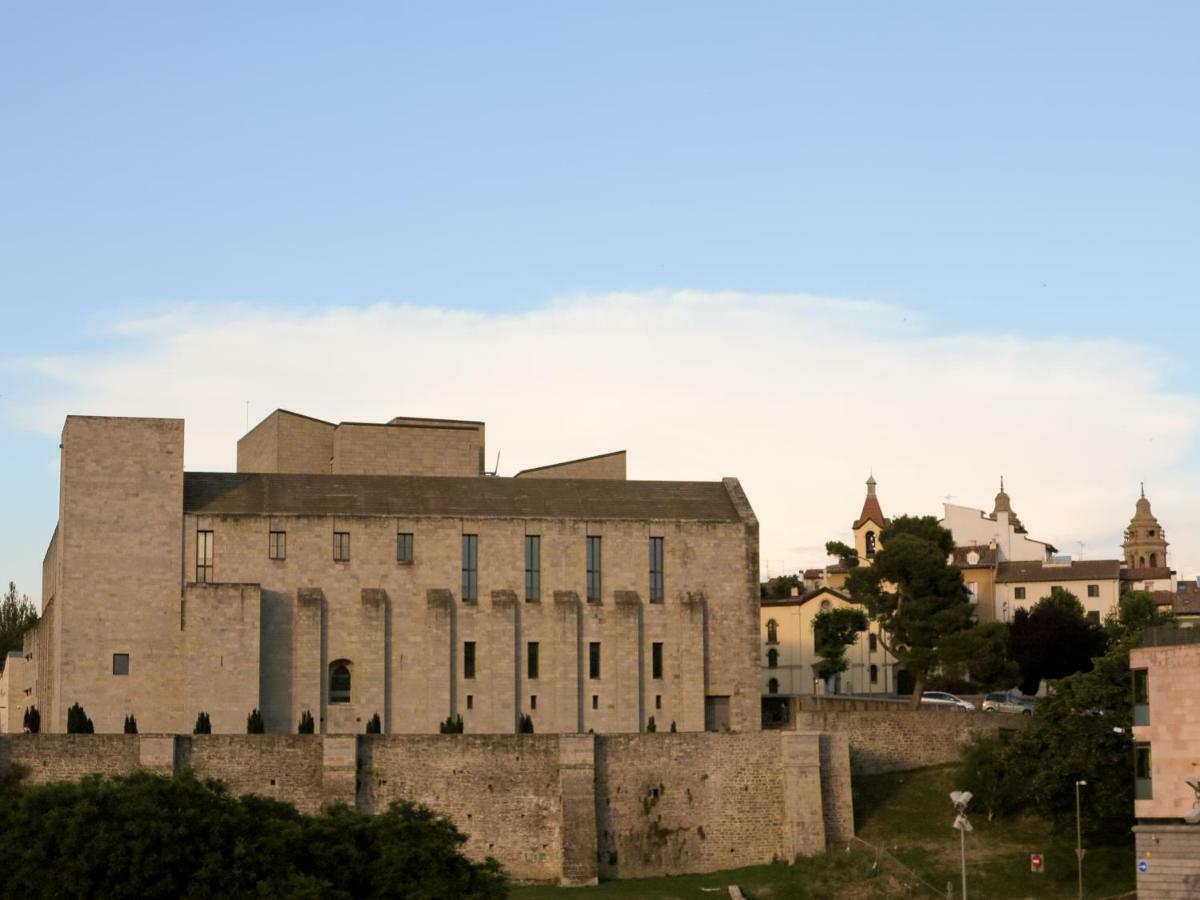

{"left": 2, "top": 3, "right": 1199, "bottom": 605}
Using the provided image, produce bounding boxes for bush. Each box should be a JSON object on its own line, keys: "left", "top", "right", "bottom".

{"left": 298, "top": 710, "right": 315, "bottom": 734}
{"left": 0, "top": 770, "right": 508, "bottom": 898}
{"left": 439, "top": 715, "right": 463, "bottom": 734}
{"left": 645, "top": 716, "right": 656, "bottom": 733}
{"left": 123, "top": 714, "right": 138, "bottom": 735}
{"left": 670, "top": 721, "right": 677, "bottom": 732}
{"left": 66, "top": 703, "right": 94, "bottom": 734}
{"left": 193, "top": 712, "right": 211, "bottom": 735}
{"left": 22, "top": 705, "right": 40, "bottom": 734}
{"left": 366, "top": 713, "right": 382, "bottom": 734}
{"left": 518, "top": 714, "right": 534, "bottom": 734}
{"left": 247, "top": 709, "right": 265, "bottom": 734}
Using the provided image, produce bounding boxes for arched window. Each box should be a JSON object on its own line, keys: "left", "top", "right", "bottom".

{"left": 1150, "top": 553, "right": 1158, "bottom": 567}
{"left": 768, "top": 678, "right": 779, "bottom": 695}
{"left": 766, "top": 619, "right": 778, "bottom": 644}
{"left": 329, "top": 660, "right": 351, "bottom": 704}
{"left": 865, "top": 531, "right": 877, "bottom": 557}
{"left": 767, "top": 648, "right": 779, "bottom": 669}
{"left": 1139, "top": 556, "right": 1146, "bottom": 567}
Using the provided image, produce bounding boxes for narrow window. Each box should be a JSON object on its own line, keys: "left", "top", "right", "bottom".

{"left": 766, "top": 620, "right": 778, "bottom": 644}
{"left": 869, "top": 633, "right": 878, "bottom": 653}
{"left": 329, "top": 661, "right": 351, "bottom": 704}
{"left": 1150, "top": 553, "right": 1158, "bottom": 567}
{"left": 649, "top": 537, "right": 664, "bottom": 603}
{"left": 767, "top": 648, "right": 779, "bottom": 669}
{"left": 397, "top": 532, "right": 414, "bottom": 563}
{"left": 1134, "top": 743, "right": 1153, "bottom": 799}
{"left": 463, "top": 641, "right": 476, "bottom": 679}
{"left": 1133, "top": 669, "right": 1149, "bottom": 726}
{"left": 530, "top": 695, "right": 537, "bottom": 710}
{"left": 525, "top": 535, "right": 540, "bottom": 602}
{"left": 527, "top": 641, "right": 539, "bottom": 680}
{"left": 268, "top": 530, "right": 286, "bottom": 560}
{"left": 462, "top": 534, "right": 478, "bottom": 602}
{"left": 467, "top": 694, "right": 474, "bottom": 710}
{"left": 196, "top": 530, "right": 213, "bottom": 583}
{"left": 870, "top": 664, "right": 879, "bottom": 685}
{"left": 768, "top": 678, "right": 779, "bottom": 694}
{"left": 592, "top": 694, "right": 599, "bottom": 710}
{"left": 589, "top": 642, "right": 601, "bottom": 679}
{"left": 865, "top": 531, "right": 877, "bottom": 557}
{"left": 1087, "top": 584, "right": 1099, "bottom": 598}
{"left": 333, "top": 531, "right": 350, "bottom": 562}
{"left": 112, "top": 653, "right": 130, "bottom": 676}
{"left": 1014, "top": 587, "right": 1026, "bottom": 600}
{"left": 655, "top": 694, "right": 662, "bottom": 710}
{"left": 586, "top": 536, "right": 602, "bottom": 602}
{"left": 652, "top": 642, "right": 664, "bottom": 679}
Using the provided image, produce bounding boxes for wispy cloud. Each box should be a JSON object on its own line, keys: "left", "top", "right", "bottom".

{"left": 8, "top": 291, "right": 1200, "bottom": 581}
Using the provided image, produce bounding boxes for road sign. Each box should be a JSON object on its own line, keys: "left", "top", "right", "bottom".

{"left": 1138, "top": 860, "right": 1150, "bottom": 873}
{"left": 1030, "top": 853, "right": 1044, "bottom": 873}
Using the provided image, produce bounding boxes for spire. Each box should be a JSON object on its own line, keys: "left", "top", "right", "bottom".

{"left": 992, "top": 477, "right": 1027, "bottom": 533}
{"left": 866, "top": 473, "right": 877, "bottom": 496}
{"left": 1140, "top": 481, "right": 1145, "bottom": 499}
{"left": 854, "top": 473, "right": 887, "bottom": 530}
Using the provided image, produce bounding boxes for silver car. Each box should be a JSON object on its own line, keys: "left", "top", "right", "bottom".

{"left": 981, "top": 692, "right": 1035, "bottom": 715}
{"left": 919, "top": 691, "right": 976, "bottom": 711}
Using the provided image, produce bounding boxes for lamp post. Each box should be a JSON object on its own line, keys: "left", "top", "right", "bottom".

{"left": 1075, "top": 779, "right": 1087, "bottom": 900}
{"left": 951, "top": 790, "right": 973, "bottom": 899}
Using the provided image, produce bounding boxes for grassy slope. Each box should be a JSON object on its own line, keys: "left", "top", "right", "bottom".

{"left": 511, "top": 764, "right": 1136, "bottom": 899}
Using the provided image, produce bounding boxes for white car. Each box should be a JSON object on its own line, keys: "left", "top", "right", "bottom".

{"left": 919, "top": 691, "right": 976, "bottom": 711}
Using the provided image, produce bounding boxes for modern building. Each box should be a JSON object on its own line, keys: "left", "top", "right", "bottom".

{"left": 1130, "top": 627, "right": 1200, "bottom": 898}
{"left": 0, "top": 410, "right": 761, "bottom": 735}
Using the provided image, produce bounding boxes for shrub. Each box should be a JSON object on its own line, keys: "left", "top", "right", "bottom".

{"left": 670, "top": 720, "right": 677, "bottom": 732}
{"left": 298, "top": 710, "right": 315, "bottom": 734}
{"left": 645, "top": 716, "right": 657, "bottom": 733}
{"left": 439, "top": 715, "right": 464, "bottom": 734}
{"left": 366, "top": 713, "right": 382, "bottom": 734}
{"left": 66, "top": 703, "right": 94, "bottom": 734}
{"left": 22, "top": 705, "right": 40, "bottom": 734}
{"left": 123, "top": 714, "right": 138, "bottom": 735}
{"left": 247, "top": 709, "right": 265, "bottom": 734}
{"left": 518, "top": 714, "right": 534, "bottom": 734}
{"left": 193, "top": 712, "right": 211, "bottom": 735}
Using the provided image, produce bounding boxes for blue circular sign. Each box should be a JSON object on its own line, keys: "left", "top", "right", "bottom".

{"left": 1138, "top": 860, "right": 1149, "bottom": 873}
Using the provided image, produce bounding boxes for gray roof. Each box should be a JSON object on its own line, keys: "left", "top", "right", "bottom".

{"left": 995, "top": 559, "right": 1121, "bottom": 584}
{"left": 183, "top": 472, "right": 744, "bottom": 522}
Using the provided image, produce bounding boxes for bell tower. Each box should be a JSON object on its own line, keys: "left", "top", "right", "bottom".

{"left": 853, "top": 474, "right": 888, "bottom": 562}
{"left": 1122, "top": 484, "right": 1168, "bottom": 569}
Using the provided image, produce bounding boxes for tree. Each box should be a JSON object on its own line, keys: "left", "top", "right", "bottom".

{"left": 824, "top": 541, "right": 859, "bottom": 569}
{"left": 518, "top": 713, "right": 534, "bottom": 734}
{"left": 194, "top": 711, "right": 212, "bottom": 734}
{"left": 366, "top": 713, "right": 382, "bottom": 734}
{"left": 939, "top": 621, "right": 1019, "bottom": 691}
{"left": 0, "top": 582, "right": 37, "bottom": 669}
{"left": 66, "top": 703, "right": 94, "bottom": 734}
{"left": 22, "top": 706, "right": 40, "bottom": 734}
{"left": 123, "top": 714, "right": 138, "bottom": 735}
{"left": 1105, "top": 590, "right": 1175, "bottom": 648}
{"left": 841, "top": 515, "right": 979, "bottom": 706}
{"left": 811, "top": 607, "right": 869, "bottom": 684}
{"left": 439, "top": 715, "right": 463, "bottom": 734}
{"left": 298, "top": 710, "right": 315, "bottom": 734}
{"left": 761, "top": 574, "right": 802, "bottom": 600}
{"left": 246, "top": 709, "right": 265, "bottom": 734}
{"left": 1009, "top": 587, "right": 1107, "bottom": 694}
{"left": 645, "top": 716, "right": 656, "bottom": 733}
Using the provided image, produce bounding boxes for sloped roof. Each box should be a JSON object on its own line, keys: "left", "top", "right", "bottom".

{"left": 1120, "top": 566, "right": 1174, "bottom": 582}
{"left": 761, "top": 586, "right": 853, "bottom": 608}
{"left": 951, "top": 546, "right": 998, "bottom": 569}
{"left": 995, "top": 559, "right": 1121, "bottom": 584}
{"left": 183, "top": 472, "right": 744, "bottom": 522}
{"left": 853, "top": 493, "right": 888, "bottom": 530}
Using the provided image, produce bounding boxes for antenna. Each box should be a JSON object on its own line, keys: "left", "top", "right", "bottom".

{"left": 1077, "top": 540, "right": 1085, "bottom": 560}
{"left": 486, "top": 449, "right": 501, "bottom": 477}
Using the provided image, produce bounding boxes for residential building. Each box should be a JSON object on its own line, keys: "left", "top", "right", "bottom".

{"left": 995, "top": 559, "right": 1122, "bottom": 624}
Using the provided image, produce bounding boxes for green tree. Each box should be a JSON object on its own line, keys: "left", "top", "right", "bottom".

{"left": 123, "top": 714, "right": 138, "bottom": 735}
{"left": 0, "top": 582, "right": 38, "bottom": 669}
{"left": 298, "top": 710, "right": 315, "bottom": 734}
{"left": 761, "top": 574, "right": 802, "bottom": 600}
{"left": 22, "top": 706, "right": 40, "bottom": 733}
{"left": 366, "top": 713, "right": 382, "bottom": 734}
{"left": 1105, "top": 589, "right": 1175, "bottom": 648}
{"left": 824, "top": 541, "right": 859, "bottom": 569}
{"left": 246, "top": 709, "right": 265, "bottom": 734}
{"left": 194, "top": 711, "right": 212, "bottom": 734}
{"left": 66, "top": 703, "right": 94, "bottom": 734}
{"left": 939, "top": 620, "right": 1019, "bottom": 690}
{"left": 811, "top": 607, "right": 869, "bottom": 683}
{"left": 517, "top": 713, "right": 534, "bottom": 734}
{"left": 1009, "top": 587, "right": 1107, "bottom": 694}
{"left": 841, "top": 515, "right": 978, "bottom": 706}
{"left": 439, "top": 715, "right": 463, "bottom": 734}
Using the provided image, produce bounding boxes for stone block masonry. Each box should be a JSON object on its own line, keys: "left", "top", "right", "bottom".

{"left": 0, "top": 730, "right": 848, "bottom": 886}
{"left": 1134, "top": 825, "right": 1200, "bottom": 899}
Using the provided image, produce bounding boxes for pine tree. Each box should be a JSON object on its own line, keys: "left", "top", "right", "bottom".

{"left": 66, "top": 703, "right": 94, "bottom": 734}
{"left": 298, "top": 710, "right": 315, "bottom": 734}
{"left": 22, "top": 705, "right": 40, "bottom": 733}
{"left": 123, "top": 714, "right": 138, "bottom": 734}
{"left": 193, "top": 711, "right": 212, "bottom": 734}
{"left": 246, "top": 708, "right": 265, "bottom": 734}
{"left": 365, "top": 713, "right": 382, "bottom": 734}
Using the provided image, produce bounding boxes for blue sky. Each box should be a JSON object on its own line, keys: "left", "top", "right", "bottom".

{"left": 2, "top": 4, "right": 1198, "bottom": 601}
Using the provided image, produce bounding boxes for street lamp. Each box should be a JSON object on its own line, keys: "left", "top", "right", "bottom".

{"left": 951, "top": 790, "right": 973, "bottom": 899}
{"left": 1075, "top": 780, "right": 1087, "bottom": 900}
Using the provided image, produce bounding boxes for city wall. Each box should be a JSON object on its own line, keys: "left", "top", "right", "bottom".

{"left": 0, "top": 730, "right": 848, "bottom": 886}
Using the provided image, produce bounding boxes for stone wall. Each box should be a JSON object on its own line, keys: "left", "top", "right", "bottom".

{"left": 515, "top": 451, "right": 626, "bottom": 480}
{"left": 790, "top": 709, "right": 1024, "bottom": 775}
{"left": 332, "top": 421, "right": 485, "bottom": 477}
{"left": 1134, "top": 825, "right": 1200, "bottom": 899}
{"left": 0, "top": 731, "right": 843, "bottom": 886}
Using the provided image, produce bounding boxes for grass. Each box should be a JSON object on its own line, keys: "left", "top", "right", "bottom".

{"left": 510, "top": 764, "right": 1136, "bottom": 899}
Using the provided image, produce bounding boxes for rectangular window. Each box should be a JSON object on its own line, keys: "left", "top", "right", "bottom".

{"left": 652, "top": 642, "right": 664, "bottom": 679}
{"left": 1133, "top": 669, "right": 1149, "bottom": 726}
{"left": 196, "top": 530, "right": 213, "bottom": 583}
{"left": 463, "top": 641, "right": 476, "bottom": 679}
{"left": 1135, "top": 743, "right": 1153, "bottom": 800}
{"left": 592, "top": 694, "right": 599, "bottom": 710}
{"left": 1014, "top": 586, "right": 1026, "bottom": 600}
{"left": 530, "top": 695, "right": 537, "bottom": 710}
{"left": 527, "top": 641, "right": 539, "bottom": 680}
{"left": 1087, "top": 584, "right": 1100, "bottom": 598}
{"left": 870, "top": 663, "right": 879, "bottom": 685}
{"left": 589, "top": 641, "right": 601, "bottom": 679}
{"left": 269, "top": 530, "right": 286, "bottom": 560}
{"left": 586, "top": 536, "right": 602, "bottom": 602}
{"left": 655, "top": 694, "right": 662, "bottom": 710}
{"left": 112, "top": 653, "right": 129, "bottom": 676}
{"left": 333, "top": 531, "right": 350, "bottom": 562}
{"left": 525, "top": 535, "right": 540, "bottom": 602}
{"left": 649, "top": 537, "right": 664, "bottom": 603}
{"left": 397, "top": 532, "right": 414, "bottom": 563}
{"left": 462, "top": 534, "right": 478, "bottom": 602}
{"left": 869, "top": 633, "right": 878, "bottom": 653}
{"left": 466, "top": 694, "right": 474, "bottom": 710}
{"left": 1086, "top": 610, "right": 1100, "bottom": 625}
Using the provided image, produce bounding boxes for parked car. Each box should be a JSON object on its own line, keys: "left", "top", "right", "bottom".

{"left": 981, "top": 691, "right": 1035, "bottom": 715}
{"left": 919, "top": 691, "right": 976, "bottom": 711}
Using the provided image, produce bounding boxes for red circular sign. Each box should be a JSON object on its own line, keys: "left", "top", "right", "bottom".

{"left": 1030, "top": 854, "right": 1044, "bottom": 873}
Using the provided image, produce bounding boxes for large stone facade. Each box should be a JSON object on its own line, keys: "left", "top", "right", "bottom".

{"left": 11, "top": 411, "right": 760, "bottom": 738}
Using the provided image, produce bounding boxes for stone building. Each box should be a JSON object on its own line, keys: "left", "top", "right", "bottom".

{"left": 5, "top": 410, "right": 761, "bottom": 736}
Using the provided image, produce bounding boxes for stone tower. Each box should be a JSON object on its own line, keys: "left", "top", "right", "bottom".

{"left": 991, "top": 477, "right": 1027, "bottom": 534}
{"left": 1123, "top": 484, "right": 1168, "bottom": 569}
{"left": 853, "top": 474, "right": 888, "bottom": 561}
